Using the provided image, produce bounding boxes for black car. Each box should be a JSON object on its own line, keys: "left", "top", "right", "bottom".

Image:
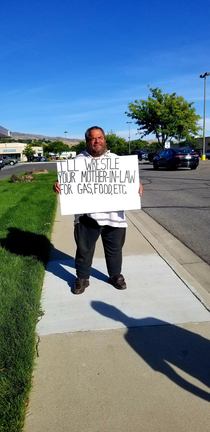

{"left": 0, "top": 158, "right": 5, "bottom": 169}
{"left": 131, "top": 150, "right": 143, "bottom": 160}
{"left": 131, "top": 150, "right": 149, "bottom": 161}
{"left": 148, "top": 151, "right": 158, "bottom": 162}
{"left": 153, "top": 148, "right": 199, "bottom": 170}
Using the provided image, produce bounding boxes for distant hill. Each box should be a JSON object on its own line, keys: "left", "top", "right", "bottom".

{"left": 11, "top": 131, "right": 81, "bottom": 146}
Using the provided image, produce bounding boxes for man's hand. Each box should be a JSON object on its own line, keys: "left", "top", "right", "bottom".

{"left": 139, "top": 183, "right": 143, "bottom": 196}
{"left": 53, "top": 181, "right": 61, "bottom": 194}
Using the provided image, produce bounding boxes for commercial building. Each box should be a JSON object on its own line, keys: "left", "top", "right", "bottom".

{"left": 0, "top": 125, "right": 44, "bottom": 161}
{"left": 0, "top": 142, "right": 43, "bottom": 162}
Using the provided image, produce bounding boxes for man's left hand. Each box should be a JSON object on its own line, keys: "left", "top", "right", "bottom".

{"left": 139, "top": 183, "right": 143, "bottom": 196}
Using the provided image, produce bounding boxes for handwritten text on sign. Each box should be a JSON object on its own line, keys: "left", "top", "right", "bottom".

{"left": 57, "top": 155, "right": 141, "bottom": 215}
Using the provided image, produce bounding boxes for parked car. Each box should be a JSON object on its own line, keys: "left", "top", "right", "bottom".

{"left": 2, "top": 155, "right": 18, "bottom": 165}
{"left": 141, "top": 151, "right": 149, "bottom": 160}
{"left": 153, "top": 148, "right": 199, "bottom": 170}
{"left": 131, "top": 150, "right": 149, "bottom": 161}
{"left": 0, "top": 158, "right": 5, "bottom": 169}
{"left": 131, "top": 150, "right": 142, "bottom": 160}
{"left": 148, "top": 151, "right": 158, "bottom": 162}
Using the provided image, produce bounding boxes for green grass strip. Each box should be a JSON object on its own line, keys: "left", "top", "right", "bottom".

{"left": 0, "top": 170, "right": 58, "bottom": 432}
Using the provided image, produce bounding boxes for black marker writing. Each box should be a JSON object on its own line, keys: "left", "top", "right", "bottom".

{"left": 58, "top": 171, "right": 76, "bottom": 183}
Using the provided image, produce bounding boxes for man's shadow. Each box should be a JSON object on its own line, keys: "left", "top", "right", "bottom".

{"left": 91, "top": 301, "right": 210, "bottom": 402}
{"left": 0, "top": 228, "right": 108, "bottom": 292}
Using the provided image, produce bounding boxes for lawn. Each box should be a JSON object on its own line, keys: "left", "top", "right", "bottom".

{"left": 0, "top": 170, "right": 58, "bottom": 432}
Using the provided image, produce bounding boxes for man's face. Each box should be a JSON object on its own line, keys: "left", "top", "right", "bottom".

{"left": 86, "top": 129, "right": 107, "bottom": 157}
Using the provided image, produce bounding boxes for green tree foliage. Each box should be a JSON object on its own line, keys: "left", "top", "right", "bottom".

{"left": 42, "top": 143, "right": 49, "bottom": 156}
{"left": 129, "top": 139, "right": 148, "bottom": 151}
{"left": 46, "top": 140, "right": 70, "bottom": 156}
{"left": 70, "top": 141, "right": 86, "bottom": 153}
{"left": 105, "top": 131, "right": 127, "bottom": 155}
{"left": 31, "top": 140, "right": 44, "bottom": 147}
{"left": 179, "top": 137, "right": 201, "bottom": 150}
{"left": 126, "top": 87, "right": 202, "bottom": 146}
{"left": 147, "top": 141, "right": 164, "bottom": 153}
{"left": 22, "top": 144, "right": 34, "bottom": 161}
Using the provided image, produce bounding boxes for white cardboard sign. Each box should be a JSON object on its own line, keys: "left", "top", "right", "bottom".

{"left": 57, "top": 155, "right": 141, "bottom": 215}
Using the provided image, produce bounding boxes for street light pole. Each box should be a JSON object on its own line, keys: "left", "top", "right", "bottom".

{"left": 64, "top": 131, "right": 68, "bottom": 140}
{"left": 200, "top": 72, "right": 210, "bottom": 160}
{"left": 126, "top": 121, "right": 132, "bottom": 154}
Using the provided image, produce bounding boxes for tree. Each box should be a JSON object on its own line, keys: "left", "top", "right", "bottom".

{"left": 22, "top": 144, "right": 34, "bottom": 161}
{"left": 179, "top": 137, "right": 200, "bottom": 150}
{"left": 70, "top": 141, "right": 86, "bottom": 153}
{"left": 46, "top": 140, "right": 70, "bottom": 156}
{"left": 129, "top": 139, "right": 148, "bottom": 151}
{"left": 105, "top": 131, "right": 127, "bottom": 155}
{"left": 125, "top": 87, "right": 202, "bottom": 147}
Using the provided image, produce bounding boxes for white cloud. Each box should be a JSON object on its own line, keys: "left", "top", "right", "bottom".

{"left": 198, "top": 117, "right": 210, "bottom": 136}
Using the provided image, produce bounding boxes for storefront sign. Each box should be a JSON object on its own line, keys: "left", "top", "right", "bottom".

{"left": 3, "top": 149, "right": 16, "bottom": 152}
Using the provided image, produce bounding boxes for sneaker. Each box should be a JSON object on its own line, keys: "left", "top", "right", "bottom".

{"left": 108, "top": 274, "right": 127, "bottom": 290}
{"left": 73, "top": 278, "right": 89, "bottom": 294}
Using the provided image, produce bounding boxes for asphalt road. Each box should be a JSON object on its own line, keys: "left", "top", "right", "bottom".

{"left": 1, "top": 160, "right": 210, "bottom": 265}
{"left": 0, "top": 161, "right": 57, "bottom": 179}
{"left": 139, "top": 159, "right": 210, "bottom": 265}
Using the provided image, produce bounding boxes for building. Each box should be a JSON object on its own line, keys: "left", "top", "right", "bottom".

{"left": 196, "top": 136, "right": 210, "bottom": 149}
{"left": 0, "top": 142, "right": 43, "bottom": 162}
{"left": 0, "top": 125, "right": 44, "bottom": 161}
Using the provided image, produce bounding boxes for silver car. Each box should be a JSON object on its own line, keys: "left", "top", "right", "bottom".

{"left": 2, "top": 156, "right": 18, "bottom": 166}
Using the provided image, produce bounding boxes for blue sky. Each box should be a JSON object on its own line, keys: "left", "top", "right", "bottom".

{"left": 1, "top": 0, "right": 210, "bottom": 141}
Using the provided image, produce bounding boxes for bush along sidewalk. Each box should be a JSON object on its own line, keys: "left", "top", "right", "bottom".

{"left": 0, "top": 170, "right": 58, "bottom": 432}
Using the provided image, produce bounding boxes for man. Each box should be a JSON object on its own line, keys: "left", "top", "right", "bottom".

{"left": 53, "top": 126, "right": 143, "bottom": 294}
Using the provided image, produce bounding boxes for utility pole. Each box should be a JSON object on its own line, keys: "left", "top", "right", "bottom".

{"left": 200, "top": 72, "right": 210, "bottom": 160}
{"left": 126, "top": 122, "right": 132, "bottom": 154}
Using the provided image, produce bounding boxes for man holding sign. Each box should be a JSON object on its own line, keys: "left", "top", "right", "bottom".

{"left": 53, "top": 126, "right": 143, "bottom": 294}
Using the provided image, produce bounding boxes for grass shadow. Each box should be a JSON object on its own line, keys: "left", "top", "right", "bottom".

{"left": 0, "top": 228, "right": 110, "bottom": 290}
{"left": 0, "top": 227, "right": 51, "bottom": 266}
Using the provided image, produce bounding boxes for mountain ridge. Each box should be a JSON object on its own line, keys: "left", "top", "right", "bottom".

{"left": 11, "top": 131, "right": 81, "bottom": 145}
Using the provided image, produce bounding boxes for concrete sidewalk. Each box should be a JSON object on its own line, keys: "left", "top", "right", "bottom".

{"left": 24, "top": 203, "right": 210, "bottom": 432}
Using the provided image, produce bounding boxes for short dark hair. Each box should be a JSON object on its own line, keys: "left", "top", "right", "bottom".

{"left": 85, "top": 126, "right": 106, "bottom": 142}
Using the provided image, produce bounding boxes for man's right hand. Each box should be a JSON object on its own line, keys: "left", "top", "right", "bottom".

{"left": 53, "top": 181, "right": 61, "bottom": 194}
